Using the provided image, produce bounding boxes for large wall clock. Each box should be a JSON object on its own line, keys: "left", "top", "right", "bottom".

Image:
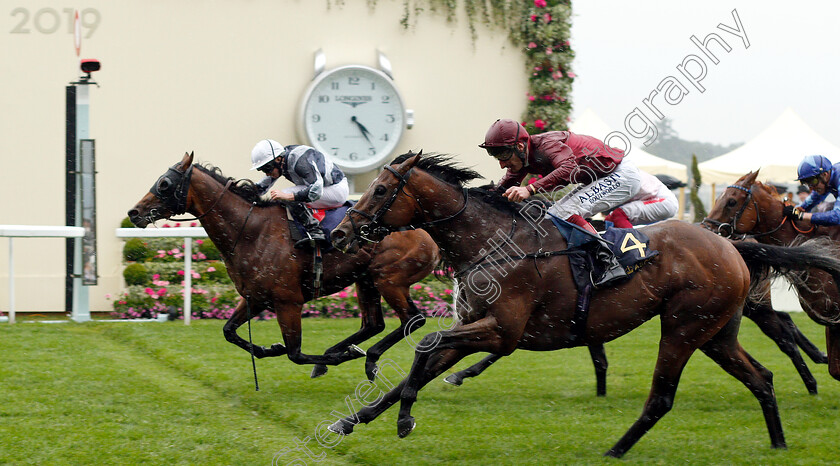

{"left": 298, "top": 50, "right": 413, "bottom": 175}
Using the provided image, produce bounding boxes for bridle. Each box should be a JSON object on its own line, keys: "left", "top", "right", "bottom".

{"left": 344, "top": 165, "right": 469, "bottom": 243}
{"left": 148, "top": 163, "right": 233, "bottom": 223}
{"left": 703, "top": 184, "right": 812, "bottom": 239}
{"left": 702, "top": 184, "right": 758, "bottom": 239}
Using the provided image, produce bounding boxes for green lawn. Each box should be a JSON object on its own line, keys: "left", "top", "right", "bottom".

{"left": 0, "top": 314, "right": 838, "bottom": 465}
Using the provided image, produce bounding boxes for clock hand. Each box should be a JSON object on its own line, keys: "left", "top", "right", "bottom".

{"left": 351, "top": 116, "right": 375, "bottom": 146}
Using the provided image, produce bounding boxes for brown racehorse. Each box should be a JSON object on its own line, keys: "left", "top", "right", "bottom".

{"left": 329, "top": 152, "right": 840, "bottom": 457}
{"left": 127, "top": 152, "right": 441, "bottom": 381}
{"left": 704, "top": 169, "right": 840, "bottom": 380}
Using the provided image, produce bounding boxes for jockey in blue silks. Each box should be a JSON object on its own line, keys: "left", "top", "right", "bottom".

{"left": 786, "top": 154, "right": 840, "bottom": 226}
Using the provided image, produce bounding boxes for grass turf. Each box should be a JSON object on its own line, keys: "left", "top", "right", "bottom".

{"left": 0, "top": 313, "right": 838, "bottom": 464}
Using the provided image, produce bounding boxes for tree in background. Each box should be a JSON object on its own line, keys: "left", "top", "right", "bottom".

{"left": 690, "top": 154, "right": 707, "bottom": 222}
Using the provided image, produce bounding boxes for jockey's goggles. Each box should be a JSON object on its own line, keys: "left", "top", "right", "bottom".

{"left": 258, "top": 161, "right": 276, "bottom": 174}
{"left": 803, "top": 176, "right": 821, "bottom": 187}
{"left": 486, "top": 146, "right": 515, "bottom": 161}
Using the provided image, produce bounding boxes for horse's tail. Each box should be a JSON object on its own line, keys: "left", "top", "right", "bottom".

{"left": 732, "top": 237, "right": 840, "bottom": 324}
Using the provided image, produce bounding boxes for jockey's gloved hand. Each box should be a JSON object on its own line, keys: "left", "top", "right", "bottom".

{"left": 782, "top": 205, "right": 804, "bottom": 220}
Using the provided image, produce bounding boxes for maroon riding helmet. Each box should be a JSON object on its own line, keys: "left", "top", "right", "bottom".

{"left": 479, "top": 119, "right": 531, "bottom": 167}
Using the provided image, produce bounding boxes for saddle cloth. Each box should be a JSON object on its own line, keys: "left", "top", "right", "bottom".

{"left": 547, "top": 215, "right": 658, "bottom": 289}
{"left": 289, "top": 200, "right": 355, "bottom": 249}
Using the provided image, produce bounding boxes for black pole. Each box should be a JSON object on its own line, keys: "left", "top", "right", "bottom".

{"left": 65, "top": 85, "right": 76, "bottom": 315}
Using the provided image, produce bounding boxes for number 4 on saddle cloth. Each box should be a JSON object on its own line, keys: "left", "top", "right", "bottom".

{"left": 547, "top": 214, "right": 659, "bottom": 290}
{"left": 547, "top": 215, "right": 660, "bottom": 344}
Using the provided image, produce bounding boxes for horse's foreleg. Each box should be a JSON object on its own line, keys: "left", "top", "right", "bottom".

{"left": 744, "top": 301, "right": 819, "bottom": 394}
{"left": 310, "top": 280, "right": 387, "bottom": 378}
{"left": 328, "top": 348, "right": 468, "bottom": 437}
{"left": 223, "top": 297, "right": 286, "bottom": 358}
{"left": 443, "top": 353, "right": 501, "bottom": 386}
{"left": 368, "top": 287, "right": 426, "bottom": 381}
{"left": 588, "top": 343, "right": 608, "bottom": 397}
{"left": 275, "top": 303, "right": 366, "bottom": 367}
{"left": 397, "top": 317, "right": 510, "bottom": 438}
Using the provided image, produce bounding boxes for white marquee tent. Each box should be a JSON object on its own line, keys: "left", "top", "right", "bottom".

{"left": 699, "top": 108, "right": 840, "bottom": 185}
{"left": 570, "top": 108, "right": 688, "bottom": 182}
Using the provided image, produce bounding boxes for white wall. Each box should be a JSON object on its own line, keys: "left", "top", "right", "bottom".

{"left": 0, "top": 0, "right": 526, "bottom": 311}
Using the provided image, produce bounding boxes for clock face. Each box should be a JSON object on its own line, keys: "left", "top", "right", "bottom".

{"left": 299, "top": 65, "right": 407, "bottom": 174}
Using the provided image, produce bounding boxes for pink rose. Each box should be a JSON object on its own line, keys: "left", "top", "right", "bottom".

{"left": 543, "top": 13, "right": 552, "bottom": 23}
{"left": 567, "top": 72, "right": 576, "bottom": 78}
{"left": 338, "top": 291, "right": 348, "bottom": 298}
{"left": 207, "top": 267, "right": 216, "bottom": 272}
{"left": 530, "top": 14, "right": 538, "bottom": 22}
{"left": 534, "top": 119, "right": 546, "bottom": 130}
{"left": 527, "top": 42, "right": 537, "bottom": 49}
{"left": 534, "top": 0, "right": 547, "bottom": 7}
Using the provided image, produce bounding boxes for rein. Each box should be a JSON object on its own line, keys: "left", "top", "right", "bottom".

{"left": 702, "top": 183, "right": 815, "bottom": 239}
{"left": 344, "top": 165, "right": 469, "bottom": 243}
{"left": 149, "top": 164, "right": 252, "bottom": 251}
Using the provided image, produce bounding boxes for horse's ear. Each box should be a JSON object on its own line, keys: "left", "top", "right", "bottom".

{"left": 179, "top": 151, "right": 194, "bottom": 171}
{"left": 743, "top": 169, "right": 760, "bottom": 186}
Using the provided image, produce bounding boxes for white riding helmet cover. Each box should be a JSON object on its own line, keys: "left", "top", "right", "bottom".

{"left": 250, "top": 139, "right": 284, "bottom": 170}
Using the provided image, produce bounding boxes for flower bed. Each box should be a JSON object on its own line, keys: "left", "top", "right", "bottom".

{"left": 114, "top": 220, "right": 453, "bottom": 320}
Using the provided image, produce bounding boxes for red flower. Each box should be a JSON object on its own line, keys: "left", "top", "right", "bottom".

{"left": 530, "top": 14, "right": 538, "bottom": 22}
{"left": 534, "top": 0, "right": 547, "bottom": 7}
{"left": 534, "top": 120, "right": 546, "bottom": 131}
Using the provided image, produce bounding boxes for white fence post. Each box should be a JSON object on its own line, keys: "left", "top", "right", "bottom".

{"left": 1, "top": 225, "right": 86, "bottom": 324}
{"left": 115, "top": 227, "right": 207, "bottom": 325}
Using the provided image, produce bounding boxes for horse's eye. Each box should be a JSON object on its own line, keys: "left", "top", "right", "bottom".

{"left": 158, "top": 178, "right": 171, "bottom": 191}
{"left": 726, "top": 198, "right": 736, "bottom": 208}
{"left": 374, "top": 185, "right": 387, "bottom": 196}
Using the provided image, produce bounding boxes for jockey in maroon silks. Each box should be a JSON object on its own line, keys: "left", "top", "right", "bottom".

{"left": 480, "top": 119, "right": 677, "bottom": 233}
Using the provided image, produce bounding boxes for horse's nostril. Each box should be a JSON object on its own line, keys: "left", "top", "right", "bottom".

{"left": 127, "top": 209, "right": 139, "bottom": 218}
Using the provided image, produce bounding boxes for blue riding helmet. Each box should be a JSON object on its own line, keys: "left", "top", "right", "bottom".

{"left": 796, "top": 155, "right": 833, "bottom": 181}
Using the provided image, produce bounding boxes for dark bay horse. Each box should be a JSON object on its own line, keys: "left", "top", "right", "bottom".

{"left": 329, "top": 152, "right": 840, "bottom": 457}
{"left": 704, "top": 169, "right": 840, "bottom": 380}
{"left": 127, "top": 152, "right": 440, "bottom": 380}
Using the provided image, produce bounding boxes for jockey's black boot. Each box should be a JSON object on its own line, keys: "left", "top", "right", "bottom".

{"left": 593, "top": 246, "right": 626, "bottom": 287}
{"left": 288, "top": 202, "right": 326, "bottom": 249}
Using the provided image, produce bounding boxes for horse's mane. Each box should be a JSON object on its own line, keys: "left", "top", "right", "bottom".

{"left": 193, "top": 163, "right": 281, "bottom": 207}
{"left": 389, "top": 152, "right": 534, "bottom": 217}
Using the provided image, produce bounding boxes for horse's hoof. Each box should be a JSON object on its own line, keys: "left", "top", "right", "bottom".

{"left": 327, "top": 419, "right": 354, "bottom": 436}
{"left": 365, "top": 360, "right": 378, "bottom": 382}
{"left": 397, "top": 416, "right": 416, "bottom": 438}
{"left": 442, "top": 374, "right": 463, "bottom": 386}
{"left": 348, "top": 344, "right": 366, "bottom": 359}
{"left": 603, "top": 448, "right": 623, "bottom": 458}
{"left": 311, "top": 365, "right": 328, "bottom": 379}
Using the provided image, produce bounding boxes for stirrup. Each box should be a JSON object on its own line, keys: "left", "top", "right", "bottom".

{"left": 295, "top": 230, "right": 326, "bottom": 249}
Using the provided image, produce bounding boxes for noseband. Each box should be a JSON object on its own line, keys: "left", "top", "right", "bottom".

{"left": 344, "top": 165, "right": 469, "bottom": 243}
{"left": 149, "top": 163, "right": 232, "bottom": 221}
{"left": 702, "top": 184, "right": 758, "bottom": 239}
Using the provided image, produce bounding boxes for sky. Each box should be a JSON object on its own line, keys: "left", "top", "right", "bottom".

{"left": 570, "top": 0, "right": 840, "bottom": 148}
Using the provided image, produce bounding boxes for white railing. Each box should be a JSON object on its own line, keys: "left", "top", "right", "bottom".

{"left": 115, "top": 227, "right": 208, "bottom": 325}
{"left": 0, "top": 225, "right": 85, "bottom": 324}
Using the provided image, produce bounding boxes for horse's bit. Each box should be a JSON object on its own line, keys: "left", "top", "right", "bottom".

{"left": 702, "top": 184, "right": 758, "bottom": 239}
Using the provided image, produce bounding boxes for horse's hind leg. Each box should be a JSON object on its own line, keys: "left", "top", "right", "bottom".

{"left": 443, "top": 354, "right": 502, "bottom": 386}
{"left": 223, "top": 297, "right": 286, "bottom": 358}
{"left": 775, "top": 310, "right": 827, "bottom": 363}
{"left": 826, "top": 324, "right": 840, "bottom": 380}
{"left": 311, "top": 278, "right": 387, "bottom": 379}
{"left": 745, "top": 300, "right": 819, "bottom": 394}
{"left": 589, "top": 343, "right": 608, "bottom": 397}
{"left": 699, "top": 316, "right": 786, "bottom": 450}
